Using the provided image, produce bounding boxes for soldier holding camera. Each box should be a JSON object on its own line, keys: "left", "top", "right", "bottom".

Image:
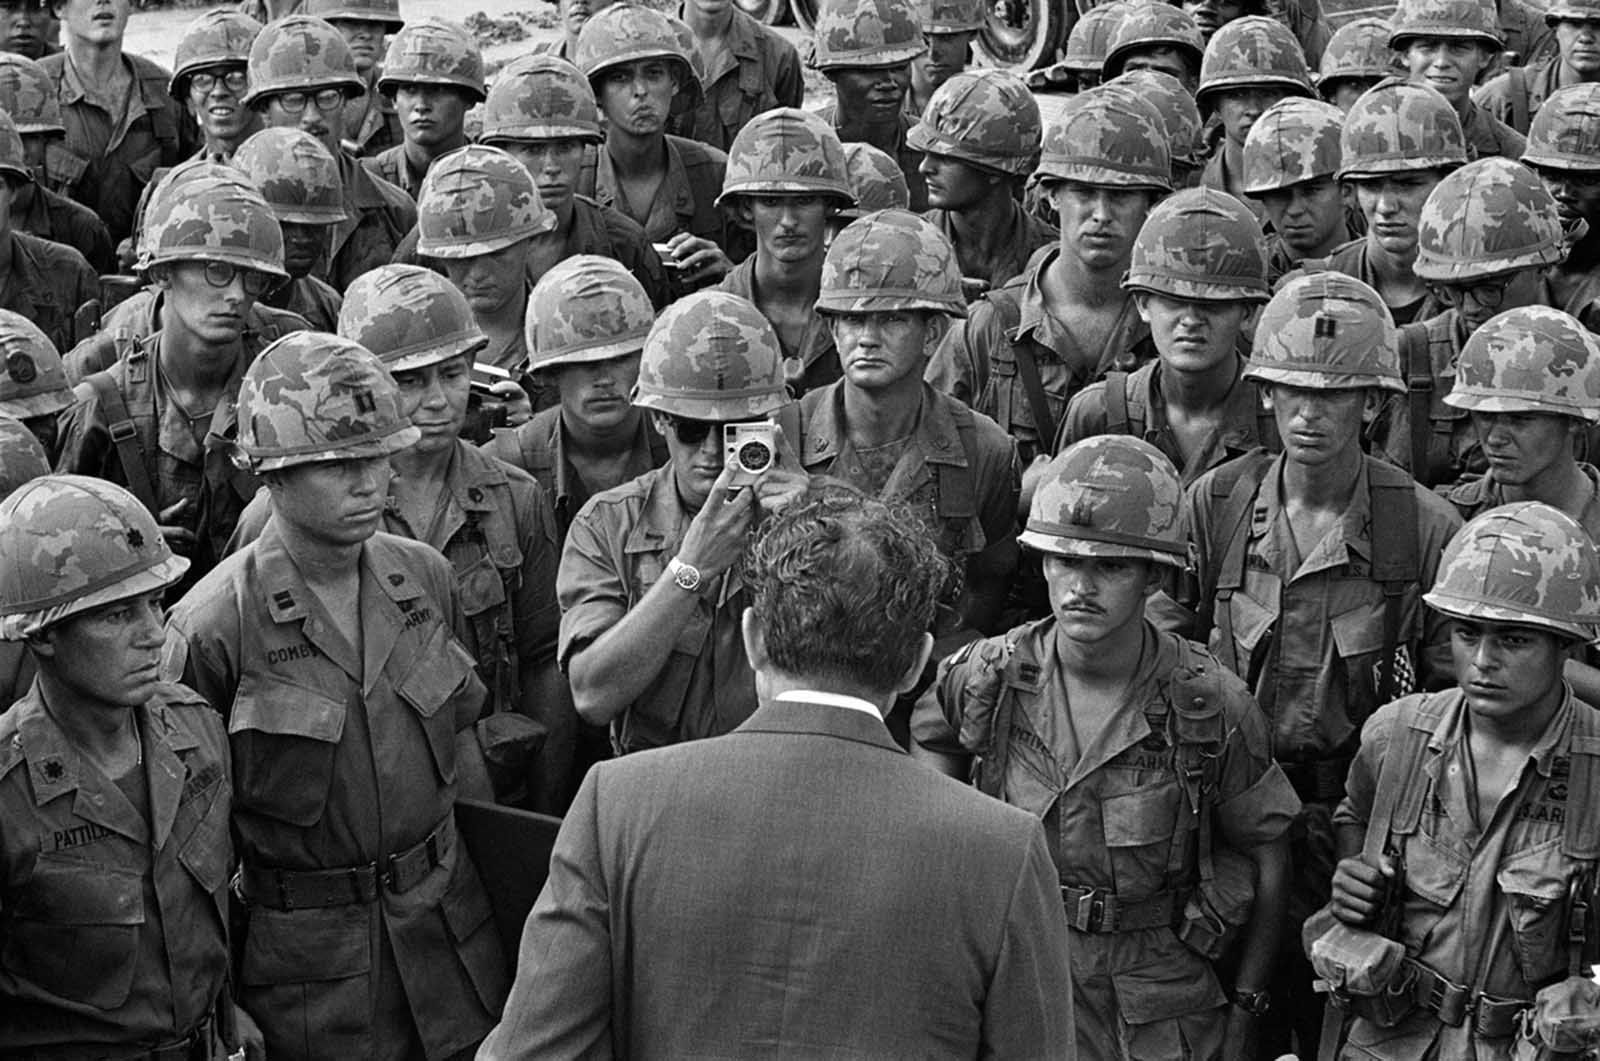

{"left": 557, "top": 289, "right": 807, "bottom": 756}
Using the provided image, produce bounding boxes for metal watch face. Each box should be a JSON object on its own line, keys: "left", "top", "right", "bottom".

{"left": 672, "top": 560, "right": 700, "bottom": 591}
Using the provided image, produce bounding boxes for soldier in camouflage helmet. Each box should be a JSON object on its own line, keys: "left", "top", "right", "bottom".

{"left": 0, "top": 105, "right": 94, "bottom": 356}
{"left": 1104, "top": 69, "right": 1205, "bottom": 188}
{"left": 166, "top": 329, "right": 509, "bottom": 1059}
{"left": 909, "top": 70, "right": 1056, "bottom": 296}
{"left": 0, "top": 473, "right": 246, "bottom": 1058}
{"left": 1060, "top": 187, "right": 1276, "bottom": 485}
{"left": 675, "top": 0, "right": 803, "bottom": 152}
{"left": 802, "top": 208, "right": 1018, "bottom": 682}
{"left": 233, "top": 126, "right": 347, "bottom": 332}
{"left": 916, "top": 432, "right": 1298, "bottom": 1061}
{"left": 1242, "top": 97, "right": 1355, "bottom": 278}
{"left": 1331, "top": 498, "right": 1600, "bottom": 1061}
{"left": 1167, "top": 270, "right": 1464, "bottom": 1056}
{"left": 171, "top": 10, "right": 262, "bottom": 161}
{"left": 835, "top": 140, "right": 909, "bottom": 223}
{"left": 1476, "top": 0, "right": 1600, "bottom": 138}
{"left": 1390, "top": 0, "right": 1526, "bottom": 159}
{"left": 246, "top": 15, "right": 418, "bottom": 292}
{"left": 363, "top": 18, "right": 485, "bottom": 202}
{"left": 1320, "top": 78, "right": 1466, "bottom": 329}
{"left": 0, "top": 411, "right": 45, "bottom": 498}
{"left": 0, "top": 305, "right": 70, "bottom": 459}
{"left": 560, "top": 289, "right": 806, "bottom": 755}
{"left": 1318, "top": 18, "right": 1394, "bottom": 111}
{"left": 576, "top": 3, "right": 736, "bottom": 284}
{"left": 929, "top": 87, "right": 1169, "bottom": 489}
{"left": 55, "top": 165, "right": 289, "bottom": 591}
{"left": 1438, "top": 305, "right": 1600, "bottom": 539}
{"left": 905, "top": 0, "right": 983, "bottom": 119}
{"left": 1050, "top": 0, "right": 1130, "bottom": 91}
{"left": 1195, "top": 16, "right": 1316, "bottom": 216}
{"left": 1522, "top": 83, "right": 1600, "bottom": 319}
{"left": 1101, "top": 1, "right": 1205, "bottom": 91}
{"left": 304, "top": 0, "right": 405, "bottom": 156}
{"left": 811, "top": 0, "right": 931, "bottom": 210}
{"left": 715, "top": 107, "right": 853, "bottom": 398}
{"left": 0, "top": 52, "right": 109, "bottom": 270}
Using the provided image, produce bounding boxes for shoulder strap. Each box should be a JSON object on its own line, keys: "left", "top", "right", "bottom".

{"left": 1359, "top": 694, "right": 1441, "bottom": 868}
{"left": 85, "top": 368, "right": 158, "bottom": 515}
{"left": 1508, "top": 64, "right": 1530, "bottom": 135}
{"left": 984, "top": 284, "right": 1058, "bottom": 449}
{"left": 1199, "top": 451, "right": 1275, "bottom": 658}
{"left": 976, "top": 627, "right": 1039, "bottom": 800}
{"left": 1366, "top": 461, "right": 1422, "bottom": 701}
{"left": 1399, "top": 320, "right": 1433, "bottom": 480}
{"left": 1104, "top": 370, "right": 1132, "bottom": 436}
{"left": 1564, "top": 716, "right": 1600, "bottom": 861}
{"left": 1163, "top": 636, "right": 1228, "bottom": 883}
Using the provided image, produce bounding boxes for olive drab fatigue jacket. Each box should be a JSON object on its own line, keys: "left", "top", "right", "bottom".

{"left": 0, "top": 683, "right": 232, "bottom": 1053}
{"left": 162, "top": 525, "right": 507, "bottom": 1061}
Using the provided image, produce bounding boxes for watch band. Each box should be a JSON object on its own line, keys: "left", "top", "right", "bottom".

{"left": 667, "top": 556, "right": 701, "bottom": 592}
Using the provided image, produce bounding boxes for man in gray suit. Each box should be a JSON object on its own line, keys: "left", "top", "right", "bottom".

{"left": 480, "top": 482, "right": 1075, "bottom": 1060}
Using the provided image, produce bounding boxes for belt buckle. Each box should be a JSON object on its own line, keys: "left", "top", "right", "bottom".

{"left": 1071, "top": 888, "right": 1108, "bottom": 932}
{"left": 1422, "top": 974, "right": 1469, "bottom": 1027}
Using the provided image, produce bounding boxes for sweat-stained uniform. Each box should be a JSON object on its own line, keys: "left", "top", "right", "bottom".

{"left": 915, "top": 621, "right": 1300, "bottom": 1060}
{"left": 0, "top": 681, "right": 232, "bottom": 1055}
{"left": 328, "top": 149, "right": 416, "bottom": 292}
{"left": 558, "top": 465, "right": 756, "bottom": 756}
{"left": 673, "top": 7, "right": 803, "bottom": 151}
{"left": 13, "top": 183, "right": 116, "bottom": 275}
{"left": 1440, "top": 463, "right": 1600, "bottom": 541}
{"left": 0, "top": 230, "right": 97, "bottom": 355}
{"left": 224, "top": 443, "right": 569, "bottom": 815}
{"left": 162, "top": 524, "right": 508, "bottom": 1061}
{"left": 719, "top": 255, "right": 840, "bottom": 398}
{"left": 924, "top": 201, "right": 1059, "bottom": 297}
{"left": 1333, "top": 687, "right": 1600, "bottom": 1060}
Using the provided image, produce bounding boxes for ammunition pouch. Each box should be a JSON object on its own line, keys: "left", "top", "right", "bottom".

{"left": 1512, "top": 977, "right": 1600, "bottom": 1061}
{"left": 1177, "top": 846, "right": 1256, "bottom": 961}
{"left": 1305, "top": 906, "right": 1408, "bottom": 1002}
{"left": 476, "top": 712, "right": 548, "bottom": 808}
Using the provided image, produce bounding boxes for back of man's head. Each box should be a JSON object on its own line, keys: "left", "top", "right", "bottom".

{"left": 745, "top": 482, "right": 954, "bottom": 696}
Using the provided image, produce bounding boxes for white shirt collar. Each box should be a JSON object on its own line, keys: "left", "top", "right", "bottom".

{"left": 774, "top": 690, "right": 884, "bottom": 720}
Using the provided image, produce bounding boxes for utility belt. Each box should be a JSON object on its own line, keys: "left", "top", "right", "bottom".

{"left": 240, "top": 817, "right": 452, "bottom": 911}
{"left": 1280, "top": 755, "right": 1354, "bottom": 805}
{"left": 1060, "top": 883, "right": 1182, "bottom": 934}
{"left": 10, "top": 1016, "right": 216, "bottom": 1061}
{"left": 1342, "top": 956, "right": 1530, "bottom": 1039}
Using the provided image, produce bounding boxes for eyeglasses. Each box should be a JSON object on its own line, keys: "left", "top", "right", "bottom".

{"left": 189, "top": 69, "right": 247, "bottom": 97}
{"left": 1442, "top": 275, "right": 1514, "bottom": 311}
{"left": 662, "top": 415, "right": 765, "bottom": 447}
{"left": 272, "top": 88, "right": 346, "bottom": 114}
{"left": 201, "top": 260, "right": 279, "bottom": 297}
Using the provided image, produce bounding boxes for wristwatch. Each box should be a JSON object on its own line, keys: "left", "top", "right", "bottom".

{"left": 667, "top": 556, "right": 702, "bottom": 593}
{"left": 1232, "top": 988, "right": 1271, "bottom": 1017}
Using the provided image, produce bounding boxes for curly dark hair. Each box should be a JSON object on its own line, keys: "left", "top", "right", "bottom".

{"left": 744, "top": 480, "right": 958, "bottom": 694}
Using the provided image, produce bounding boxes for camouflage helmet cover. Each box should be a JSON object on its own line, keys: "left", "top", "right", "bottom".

{"left": 0, "top": 475, "right": 189, "bottom": 640}
{"left": 1196, "top": 15, "right": 1316, "bottom": 105}
{"left": 0, "top": 309, "right": 70, "bottom": 420}
{"left": 171, "top": 9, "right": 263, "bottom": 94}
{"left": 922, "top": 0, "right": 985, "bottom": 33}
{"left": 1102, "top": 2, "right": 1205, "bottom": 77}
{"left": 1317, "top": 17, "right": 1393, "bottom": 87}
{"left": 1063, "top": 1, "right": 1131, "bottom": 75}
{"left": 1424, "top": 501, "right": 1600, "bottom": 641}
{"left": 232, "top": 127, "right": 347, "bottom": 225}
{"left": 377, "top": 17, "right": 486, "bottom": 102}
{"left": 0, "top": 53, "right": 64, "bottom": 136}
{"left": 1246, "top": 271, "right": 1404, "bottom": 391}
{"left": 838, "top": 142, "right": 910, "bottom": 218}
{"left": 304, "top": 0, "right": 404, "bottom": 31}
{"left": 1446, "top": 305, "right": 1600, "bottom": 421}
{"left": 1414, "top": 157, "right": 1565, "bottom": 282}
{"left": 1338, "top": 77, "right": 1467, "bottom": 179}
{"left": 575, "top": 4, "right": 702, "bottom": 112}
{"left": 1243, "top": 97, "right": 1344, "bottom": 195}
{"left": 1020, "top": 435, "right": 1186, "bottom": 568}
{"left": 479, "top": 53, "right": 603, "bottom": 144}
{"left": 0, "top": 108, "right": 33, "bottom": 185}
{"left": 1388, "top": 0, "right": 1504, "bottom": 50}
{"left": 811, "top": 0, "right": 928, "bottom": 70}
{"left": 243, "top": 15, "right": 367, "bottom": 107}
{"left": 338, "top": 265, "right": 489, "bottom": 373}
{"left": 1546, "top": 0, "right": 1600, "bottom": 23}
{"left": 817, "top": 208, "right": 968, "bottom": 317}
{"left": 906, "top": 69, "right": 1042, "bottom": 176}
{"left": 138, "top": 161, "right": 288, "bottom": 278}
{"left": 1036, "top": 86, "right": 1172, "bottom": 192}
{"left": 1104, "top": 69, "right": 1204, "bottom": 169}
{"left": 632, "top": 291, "right": 790, "bottom": 420}
{"left": 0, "top": 414, "right": 47, "bottom": 501}
{"left": 237, "top": 331, "right": 420, "bottom": 471}
{"left": 1523, "top": 83, "right": 1600, "bottom": 172}
{"left": 1125, "top": 187, "right": 1269, "bottom": 302}
{"left": 527, "top": 254, "right": 655, "bottom": 371}
{"left": 718, "top": 107, "right": 855, "bottom": 207}
{"left": 416, "top": 145, "right": 556, "bottom": 258}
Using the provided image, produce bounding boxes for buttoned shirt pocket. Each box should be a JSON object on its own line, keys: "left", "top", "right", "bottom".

{"left": 1220, "top": 587, "right": 1276, "bottom": 681}
{"left": 1111, "top": 940, "right": 1226, "bottom": 1030}
{"left": 175, "top": 764, "right": 232, "bottom": 901}
{"left": 1, "top": 855, "right": 144, "bottom": 1008}
{"left": 1331, "top": 603, "right": 1388, "bottom": 708}
{"left": 1101, "top": 777, "right": 1187, "bottom": 894}
{"left": 240, "top": 902, "right": 370, "bottom": 989}
{"left": 229, "top": 676, "right": 346, "bottom": 827}
{"left": 1498, "top": 840, "right": 1572, "bottom": 987}
{"left": 1400, "top": 826, "right": 1470, "bottom": 953}
{"left": 456, "top": 553, "right": 509, "bottom": 620}
{"left": 441, "top": 855, "right": 504, "bottom": 1009}
{"left": 397, "top": 626, "right": 480, "bottom": 786}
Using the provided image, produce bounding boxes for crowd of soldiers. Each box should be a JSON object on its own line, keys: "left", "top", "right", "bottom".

{"left": 4, "top": 0, "right": 1600, "bottom": 1054}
